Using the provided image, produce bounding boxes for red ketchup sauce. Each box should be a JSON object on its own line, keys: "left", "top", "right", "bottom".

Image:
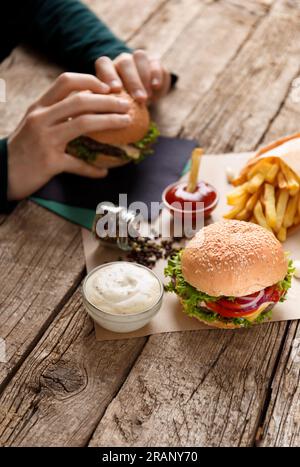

{"left": 165, "top": 181, "right": 218, "bottom": 218}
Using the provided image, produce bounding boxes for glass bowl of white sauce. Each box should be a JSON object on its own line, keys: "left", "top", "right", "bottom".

{"left": 82, "top": 262, "right": 164, "bottom": 333}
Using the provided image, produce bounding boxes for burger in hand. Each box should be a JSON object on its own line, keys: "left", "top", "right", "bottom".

{"left": 165, "top": 220, "right": 294, "bottom": 329}
{"left": 66, "top": 91, "right": 159, "bottom": 169}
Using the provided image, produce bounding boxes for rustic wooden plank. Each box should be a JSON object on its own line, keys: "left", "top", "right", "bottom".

{"left": 258, "top": 321, "right": 300, "bottom": 447}
{"left": 88, "top": 0, "right": 168, "bottom": 40}
{"left": 261, "top": 77, "right": 300, "bottom": 144}
{"left": 89, "top": 324, "right": 286, "bottom": 447}
{"left": 129, "top": 0, "right": 207, "bottom": 57}
{"left": 181, "top": 0, "right": 300, "bottom": 153}
{"left": 254, "top": 58, "right": 300, "bottom": 449}
{"left": 0, "top": 52, "right": 60, "bottom": 137}
{"left": 0, "top": 202, "right": 84, "bottom": 386}
{"left": 0, "top": 289, "right": 146, "bottom": 447}
{"left": 149, "top": 0, "right": 274, "bottom": 136}
{"left": 226, "top": 0, "right": 274, "bottom": 14}
{"left": 130, "top": 0, "right": 275, "bottom": 59}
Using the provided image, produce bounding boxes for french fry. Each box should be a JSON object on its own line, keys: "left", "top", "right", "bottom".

{"left": 226, "top": 183, "right": 249, "bottom": 205}
{"left": 187, "top": 148, "right": 203, "bottom": 193}
{"left": 283, "top": 193, "right": 299, "bottom": 229}
{"left": 280, "top": 161, "right": 299, "bottom": 196}
{"left": 246, "top": 190, "right": 261, "bottom": 212}
{"left": 223, "top": 201, "right": 246, "bottom": 219}
{"left": 277, "top": 171, "right": 288, "bottom": 190}
{"left": 293, "top": 213, "right": 300, "bottom": 226}
{"left": 247, "top": 173, "right": 265, "bottom": 194}
{"left": 254, "top": 201, "right": 272, "bottom": 231}
{"left": 231, "top": 174, "right": 248, "bottom": 187}
{"left": 235, "top": 208, "right": 251, "bottom": 221}
{"left": 265, "top": 163, "right": 279, "bottom": 183}
{"left": 264, "top": 184, "right": 277, "bottom": 229}
{"left": 277, "top": 227, "right": 287, "bottom": 243}
{"left": 247, "top": 160, "right": 273, "bottom": 180}
{"left": 224, "top": 145, "right": 300, "bottom": 242}
{"left": 274, "top": 189, "right": 289, "bottom": 233}
{"left": 228, "top": 193, "right": 249, "bottom": 208}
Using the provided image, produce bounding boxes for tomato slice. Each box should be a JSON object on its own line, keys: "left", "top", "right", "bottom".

{"left": 206, "top": 285, "right": 283, "bottom": 318}
{"left": 265, "top": 285, "right": 284, "bottom": 302}
{"left": 206, "top": 302, "right": 260, "bottom": 318}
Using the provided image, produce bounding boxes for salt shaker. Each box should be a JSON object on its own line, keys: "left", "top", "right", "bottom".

{"left": 93, "top": 202, "right": 141, "bottom": 251}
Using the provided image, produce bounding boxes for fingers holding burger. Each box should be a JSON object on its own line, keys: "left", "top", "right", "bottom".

{"left": 66, "top": 90, "right": 159, "bottom": 169}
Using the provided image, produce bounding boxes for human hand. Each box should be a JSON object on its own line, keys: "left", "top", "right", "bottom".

{"left": 95, "top": 50, "right": 171, "bottom": 104}
{"left": 7, "top": 72, "right": 131, "bottom": 200}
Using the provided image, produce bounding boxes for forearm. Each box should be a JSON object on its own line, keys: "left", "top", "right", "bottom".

{"left": 24, "top": 0, "right": 131, "bottom": 74}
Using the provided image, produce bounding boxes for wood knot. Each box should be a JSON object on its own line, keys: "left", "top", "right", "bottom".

{"left": 40, "top": 359, "right": 87, "bottom": 395}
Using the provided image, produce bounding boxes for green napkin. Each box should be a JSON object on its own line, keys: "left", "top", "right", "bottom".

{"left": 31, "top": 197, "right": 95, "bottom": 230}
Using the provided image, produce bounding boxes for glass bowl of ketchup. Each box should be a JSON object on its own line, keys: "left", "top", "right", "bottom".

{"left": 162, "top": 181, "right": 219, "bottom": 222}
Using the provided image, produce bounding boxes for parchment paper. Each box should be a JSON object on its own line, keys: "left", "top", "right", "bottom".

{"left": 244, "top": 135, "right": 300, "bottom": 178}
{"left": 81, "top": 152, "right": 300, "bottom": 341}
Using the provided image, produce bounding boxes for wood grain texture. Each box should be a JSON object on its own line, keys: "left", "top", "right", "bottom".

{"left": 0, "top": 289, "right": 146, "bottom": 447}
{"left": 150, "top": 0, "right": 273, "bottom": 136}
{"left": 181, "top": 0, "right": 300, "bottom": 153}
{"left": 0, "top": 52, "right": 61, "bottom": 137}
{"left": 258, "top": 321, "right": 300, "bottom": 447}
{"left": 89, "top": 325, "right": 286, "bottom": 447}
{"left": 255, "top": 38, "right": 300, "bottom": 447}
{"left": 88, "top": 0, "right": 168, "bottom": 40}
{"left": 262, "top": 78, "right": 300, "bottom": 144}
{"left": 129, "top": 0, "right": 207, "bottom": 56}
{"left": 0, "top": 202, "right": 84, "bottom": 386}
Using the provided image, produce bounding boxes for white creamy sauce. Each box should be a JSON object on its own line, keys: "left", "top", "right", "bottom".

{"left": 85, "top": 263, "right": 161, "bottom": 315}
{"left": 226, "top": 166, "right": 236, "bottom": 183}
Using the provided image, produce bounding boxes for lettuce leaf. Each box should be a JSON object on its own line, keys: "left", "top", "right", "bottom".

{"left": 66, "top": 139, "right": 100, "bottom": 162}
{"left": 134, "top": 121, "right": 160, "bottom": 150}
{"left": 67, "top": 122, "right": 159, "bottom": 164}
{"left": 277, "top": 259, "right": 295, "bottom": 301}
{"left": 132, "top": 121, "right": 160, "bottom": 163}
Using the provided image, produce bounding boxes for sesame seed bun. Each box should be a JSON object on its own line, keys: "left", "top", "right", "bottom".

{"left": 181, "top": 220, "right": 288, "bottom": 297}
{"left": 86, "top": 91, "right": 150, "bottom": 146}
{"left": 195, "top": 317, "right": 243, "bottom": 330}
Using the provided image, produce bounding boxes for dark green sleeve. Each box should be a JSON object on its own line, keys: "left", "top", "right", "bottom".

{"left": 0, "top": 138, "right": 15, "bottom": 213}
{"left": 23, "top": 0, "right": 131, "bottom": 74}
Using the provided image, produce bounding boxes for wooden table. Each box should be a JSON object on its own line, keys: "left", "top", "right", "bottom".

{"left": 0, "top": 0, "right": 300, "bottom": 447}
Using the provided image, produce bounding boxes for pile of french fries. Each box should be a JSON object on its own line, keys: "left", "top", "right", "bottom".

{"left": 224, "top": 158, "right": 300, "bottom": 242}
